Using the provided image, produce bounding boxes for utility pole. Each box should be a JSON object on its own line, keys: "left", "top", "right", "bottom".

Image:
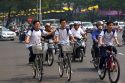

{"left": 39, "top": 0, "right": 42, "bottom": 22}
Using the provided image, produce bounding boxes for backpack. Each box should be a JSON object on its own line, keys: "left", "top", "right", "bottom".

{"left": 103, "top": 29, "right": 115, "bottom": 35}
{"left": 56, "top": 28, "right": 70, "bottom": 35}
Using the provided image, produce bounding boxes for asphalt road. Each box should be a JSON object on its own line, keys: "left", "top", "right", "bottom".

{"left": 0, "top": 33, "right": 125, "bottom": 83}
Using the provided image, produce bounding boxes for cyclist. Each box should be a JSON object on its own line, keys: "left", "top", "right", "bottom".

{"left": 54, "top": 18, "right": 74, "bottom": 58}
{"left": 91, "top": 21, "right": 103, "bottom": 62}
{"left": 25, "top": 20, "right": 55, "bottom": 64}
{"left": 98, "top": 21, "right": 120, "bottom": 75}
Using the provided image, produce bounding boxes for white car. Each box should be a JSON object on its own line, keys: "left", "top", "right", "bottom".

{"left": 81, "top": 22, "right": 94, "bottom": 33}
{"left": 0, "top": 26, "right": 16, "bottom": 41}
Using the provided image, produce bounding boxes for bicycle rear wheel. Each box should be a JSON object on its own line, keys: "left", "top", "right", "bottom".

{"left": 108, "top": 56, "right": 120, "bottom": 83}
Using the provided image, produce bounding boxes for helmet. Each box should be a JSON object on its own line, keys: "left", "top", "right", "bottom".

{"left": 96, "top": 21, "right": 103, "bottom": 25}
{"left": 45, "top": 23, "right": 51, "bottom": 26}
{"left": 73, "top": 21, "right": 81, "bottom": 26}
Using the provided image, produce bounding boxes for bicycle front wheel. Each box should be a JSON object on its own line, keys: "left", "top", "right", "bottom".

{"left": 58, "top": 61, "right": 64, "bottom": 77}
{"left": 99, "top": 61, "right": 106, "bottom": 80}
{"left": 66, "top": 54, "right": 71, "bottom": 81}
{"left": 108, "top": 56, "right": 120, "bottom": 83}
{"left": 35, "top": 55, "right": 43, "bottom": 81}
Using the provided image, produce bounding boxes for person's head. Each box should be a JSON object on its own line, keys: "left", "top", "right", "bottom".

{"left": 73, "top": 22, "right": 80, "bottom": 30}
{"left": 45, "top": 23, "right": 52, "bottom": 32}
{"left": 60, "top": 18, "right": 67, "bottom": 29}
{"left": 96, "top": 21, "right": 103, "bottom": 30}
{"left": 33, "top": 20, "right": 41, "bottom": 30}
{"left": 106, "top": 21, "right": 114, "bottom": 31}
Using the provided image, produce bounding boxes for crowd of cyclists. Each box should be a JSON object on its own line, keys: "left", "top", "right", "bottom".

{"left": 24, "top": 18, "right": 122, "bottom": 82}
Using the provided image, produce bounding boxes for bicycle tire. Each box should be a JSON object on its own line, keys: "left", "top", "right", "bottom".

{"left": 66, "top": 54, "right": 71, "bottom": 81}
{"left": 108, "top": 56, "right": 120, "bottom": 83}
{"left": 35, "top": 55, "right": 43, "bottom": 81}
{"left": 32, "top": 62, "right": 36, "bottom": 79}
{"left": 58, "top": 61, "right": 64, "bottom": 77}
{"left": 99, "top": 62, "right": 106, "bottom": 80}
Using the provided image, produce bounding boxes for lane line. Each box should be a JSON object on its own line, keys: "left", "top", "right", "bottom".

{"left": 118, "top": 53, "right": 124, "bottom": 55}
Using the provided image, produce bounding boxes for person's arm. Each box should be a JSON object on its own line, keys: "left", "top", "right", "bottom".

{"left": 99, "top": 31, "right": 104, "bottom": 45}
{"left": 48, "top": 29, "right": 56, "bottom": 35}
{"left": 25, "top": 36, "right": 30, "bottom": 44}
{"left": 80, "top": 28, "right": 87, "bottom": 41}
{"left": 25, "top": 30, "right": 31, "bottom": 44}
{"left": 92, "top": 30, "right": 98, "bottom": 43}
{"left": 53, "top": 30, "right": 59, "bottom": 43}
{"left": 114, "top": 31, "right": 120, "bottom": 45}
{"left": 42, "top": 29, "right": 55, "bottom": 36}
{"left": 68, "top": 30, "right": 76, "bottom": 42}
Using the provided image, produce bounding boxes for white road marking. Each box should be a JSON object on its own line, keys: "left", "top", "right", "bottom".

{"left": 118, "top": 53, "right": 125, "bottom": 55}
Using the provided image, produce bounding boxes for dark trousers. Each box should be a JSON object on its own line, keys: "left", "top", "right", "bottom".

{"left": 92, "top": 43, "right": 100, "bottom": 58}
{"left": 28, "top": 46, "right": 36, "bottom": 62}
{"left": 99, "top": 45, "right": 117, "bottom": 69}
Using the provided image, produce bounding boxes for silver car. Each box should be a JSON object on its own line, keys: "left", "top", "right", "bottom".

{"left": 81, "top": 22, "right": 94, "bottom": 33}
{"left": 0, "top": 26, "right": 16, "bottom": 41}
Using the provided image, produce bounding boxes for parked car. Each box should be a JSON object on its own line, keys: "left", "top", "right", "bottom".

{"left": 81, "top": 22, "right": 94, "bottom": 33}
{"left": 114, "top": 21, "right": 125, "bottom": 28}
{"left": 0, "top": 26, "right": 16, "bottom": 41}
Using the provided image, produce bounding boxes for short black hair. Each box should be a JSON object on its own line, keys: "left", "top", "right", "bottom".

{"left": 60, "top": 18, "right": 67, "bottom": 23}
{"left": 106, "top": 21, "right": 114, "bottom": 26}
{"left": 33, "top": 20, "right": 40, "bottom": 25}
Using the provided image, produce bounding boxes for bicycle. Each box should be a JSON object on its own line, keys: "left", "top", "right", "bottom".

{"left": 57, "top": 44, "right": 73, "bottom": 81}
{"left": 98, "top": 45, "right": 120, "bottom": 83}
{"left": 32, "top": 43, "right": 44, "bottom": 81}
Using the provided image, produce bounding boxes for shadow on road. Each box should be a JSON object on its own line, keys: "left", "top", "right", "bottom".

{"left": 0, "top": 76, "right": 38, "bottom": 83}
{"left": 73, "top": 67, "right": 97, "bottom": 72}
{"left": 70, "top": 78, "right": 107, "bottom": 83}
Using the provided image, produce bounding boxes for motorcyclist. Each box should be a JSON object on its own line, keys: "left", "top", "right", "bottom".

{"left": 91, "top": 21, "right": 104, "bottom": 62}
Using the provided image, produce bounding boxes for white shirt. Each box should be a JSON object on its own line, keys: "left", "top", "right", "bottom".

{"left": 55, "top": 28, "right": 72, "bottom": 45}
{"left": 26, "top": 29, "right": 48, "bottom": 48}
{"left": 71, "top": 27, "right": 85, "bottom": 39}
{"left": 99, "top": 30, "right": 117, "bottom": 45}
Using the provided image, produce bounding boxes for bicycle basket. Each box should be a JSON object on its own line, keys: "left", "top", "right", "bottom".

{"left": 62, "top": 45, "right": 73, "bottom": 53}
{"left": 32, "top": 44, "right": 43, "bottom": 54}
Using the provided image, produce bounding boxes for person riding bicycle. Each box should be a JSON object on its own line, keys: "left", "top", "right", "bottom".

{"left": 91, "top": 21, "right": 104, "bottom": 62}
{"left": 25, "top": 20, "right": 55, "bottom": 64}
{"left": 54, "top": 18, "right": 74, "bottom": 58}
{"left": 98, "top": 21, "right": 120, "bottom": 75}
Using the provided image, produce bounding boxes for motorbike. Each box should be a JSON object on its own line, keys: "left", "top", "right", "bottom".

{"left": 72, "top": 38, "right": 86, "bottom": 62}
{"left": 45, "top": 39, "right": 55, "bottom": 66}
